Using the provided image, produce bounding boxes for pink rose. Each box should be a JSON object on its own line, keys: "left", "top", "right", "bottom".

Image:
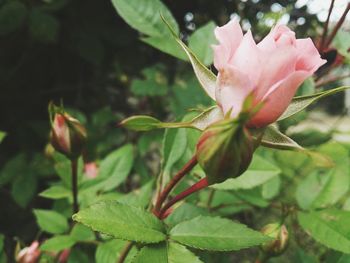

{"left": 212, "top": 20, "right": 326, "bottom": 128}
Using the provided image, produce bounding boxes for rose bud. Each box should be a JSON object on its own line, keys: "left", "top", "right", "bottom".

{"left": 49, "top": 104, "right": 87, "bottom": 160}
{"left": 16, "top": 241, "right": 41, "bottom": 263}
{"left": 84, "top": 162, "right": 99, "bottom": 179}
{"left": 196, "top": 111, "right": 255, "bottom": 185}
{"left": 58, "top": 249, "right": 70, "bottom": 263}
{"left": 207, "top": 19, "right": 326, "bottom": 128}
{"left": 260, "top": 223, "right": 289, "bottom": 256}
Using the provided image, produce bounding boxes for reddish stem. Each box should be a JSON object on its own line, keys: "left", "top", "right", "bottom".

{"left": 153, "top": 155, "right": 198, "bottom": 215}
{"left": 316, "top": 73, "right": 350, "bottom": 87}
{"left": 325, "top": 3, "right": 350, "bottom": 48}
{"left": 319, "top": 0, "right": 335, "bottom": 51}
{"left": 159, "top": 178, "right": 209, "bottom": 219}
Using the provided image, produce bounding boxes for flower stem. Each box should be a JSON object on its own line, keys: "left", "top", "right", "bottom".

{"left": 325, "top": 3, "right": 350, "bottom": 48}
{"left": 158, "top": 178, "right": 209, "bottom": 219}
{"left": 153, "top": 155, "right": 198, "bottom": 215}
{"left": 118, "top": 242, "right": 133, "bottom": 263}
{"left": 319, "top": 0, "right": 335, "bottom": 51}
{"left": 71, "top": 158, "right": 79, "bottom": 214}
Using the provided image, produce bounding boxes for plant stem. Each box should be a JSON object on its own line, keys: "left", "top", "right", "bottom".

{"left": 207, "top": 189, "right": 215, "bottom": 211}
{"left": 158, "top": 177, "right": 209, "bottom": 219}
{"left": 71, "top": 158, "right": 79, "bottom": 214}
{"left": 325, "top": 3, "right": 350, "bottom": 48}
{"left": 319, "top": 0, "right": 335, "bottom": 51}
{"left": 118, "top": 242, "right": 133, "bottom": 263}
{"left": 316, "top": 73, "right": 350, "bottom": 87}
{"left": 153, "top": 155, "right": 198, "bottom": 215}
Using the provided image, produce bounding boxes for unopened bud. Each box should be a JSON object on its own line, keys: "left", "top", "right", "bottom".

{"left": 49, "top": 103, "right": 87, "bottom": 159}
{"left": 196, "top": 117, "right": 254, "bottom": 185}
{"left": 16, "top": 241, "right": 41, "bottom": 263}
{"left": 260, "top": 223, "right": 289, "bottom": 256}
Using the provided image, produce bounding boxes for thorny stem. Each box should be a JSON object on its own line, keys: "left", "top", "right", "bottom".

{"left": 319, "top": 0, "right": 335, "bottom": 51}
{"left": 153, "top": 155, "right": 198, "bottom": 215}
{"left": 118, "top": 241, "right": 133, "bottom": 263}
{"left": 158, "top": 178, "right": 209, "bottom": 219}
{"left": 71, "top": 158, "right": 79, "bottom": 214}
{"left": 325, "top": 3, "right": 350, "bottom": 48}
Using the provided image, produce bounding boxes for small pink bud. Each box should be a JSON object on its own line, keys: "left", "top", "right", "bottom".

{"left": 49, "top": 105, "right": 87, "bottom": 159}
{"left": 84, "top": 162, "right": 99, "bottom": 179}
{"left": 58, "top": 249, "right": 70, "bottom": 263}
{"left": 16, "top": 241, "right": 41, "bottom": 263}
{"left": 260, "top": 223, "right": 289, "bottom": 256}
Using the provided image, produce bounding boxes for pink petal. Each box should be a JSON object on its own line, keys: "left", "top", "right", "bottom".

{"left": 258, "top": 25, "right": 295, "bottom": 51}
{"left": 256, "top": 45, "right": 298, "bottom": 100}
{"left": 248, "top": 71, "right": 309, "bottom": 127}
{"left": 216, "top": 65, "right": 255, "bottom": 119}
{"left": 296, "top": 38, "right": 327, "bottom": 72}
{"left": 231, "top": 30, "right": 262, "bottom": 85}
{"left": 213, "top": 19, "right": 243, "bottom": 70}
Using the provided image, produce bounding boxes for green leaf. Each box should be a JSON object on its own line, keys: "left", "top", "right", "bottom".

{"left": 296, "top": 142, "right": 349, "bottom": 209}
{"left": 0, "top": 131, "right": 6, "bottom": 143}
{"left": 165, "top": 203, "right": 210, "bottom": 227}
{"left": 162, "top": 128, "right": 188, "bottom": 177}
{"left": 111, "top": 0, "right": 178, "bottom": 37}
{"left": 188, "top": 21, "right": 217, "bottom": 66}
{"left": 88, "top": 144, "right": 134, "bottom": 192}
{"left": 130, "top": 65, "right": 169, "bottom": 97}
{"left": 121, "top": 106, "right": 223, "bottom": 132}
{"left": 39, "top": 185, "right": 71, "bottom": 199}
{"left": 298, "top": 209, "right": 350, "bottom": 253}
{"left": 96, "top": 240, "right": 136, "bottom": 263}
{"left": 40, "top": 235, "right": 75, "bottom": 253}
{"left": 34, "top": 209, "right": 69, "bottom": 234}
{"left": 70, "top": 224, "right": 95, "bottom": 242}
{"left": 262, "top": 175, "right": 281, "bottom": 200}
{"left": 0, "top": 154, "right": 26, "bottom": 186}
{"left": 117, "top": 180, "right": 154, "bottom": 208}
{"left": 121, "top": 116, "right": 164, "bottom": 131}
{"left": 133, "top": 243, "right": 167, "bottom": 263}
{"left": 257, "top": 126, "right": 333, "bottom": 168}
{"left": 133, "top": 242, "right": 203, "bottom": 263}
{"left": 142, "top": 36, "right": 188, "bottom": 61}
{"left": 11, "top": 172, "right": 37, "bottom": 208}
{"left": 168, "top": 242, "right": 203, "bottom": 263}
{"left": 161, "top": 15, "right": 217, "bottom": 100}
{"left": 296, "top": 78, "right": 315, "bottom": 96}
{"left": 169, "top": 216, "right": 270, "bottom": 251}
{"left": 213, "top": 155, "right": 280, "bottom": 190}
{"left": 279, "top": 86, "right": 350, "bottom": 121}
{"left": 0, "top": 1, "right": 27, "bottom": 36}
{"left": 29, "top": 9, "right": 60, "bottom": 43}
{"left": 333, "top": 30, "right": 350, "bottom": 59}
{"left": 73, "top": 201, "right": 166, "bottom": 243}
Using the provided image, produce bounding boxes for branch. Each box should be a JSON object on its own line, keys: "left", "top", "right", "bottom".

{"left": 153, "top": 155, "right": 198, "bottom": 215}
{"left": 319, "top": 0, "right": 335, "bottom": 51}
{"left": 325, "top": 3, "right": 350, "bottom": 48}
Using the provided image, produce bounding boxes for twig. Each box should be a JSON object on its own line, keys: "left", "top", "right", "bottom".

{"left": 153, "top": 155, "right": 198, "bottom": 215}
{"left": 325, "top": 3, "right": 350, "bottom": 48}
{"left": 118, "top": 242, "right": 133, "bottom": 263}
{"left": 158, "top": 178, "right": 208, "bottom": 219}
{"left": 319, "top": 0, "right": 335, "bottom": 51}
{"left": 71, "top": 158, "right": 79, "bottom": 214}
{"left": 316, "top": 73, "right": 350, "bottom": 87}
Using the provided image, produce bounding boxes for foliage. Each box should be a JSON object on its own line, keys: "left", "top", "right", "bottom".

{"left": 1, "top": 0, "right": 350, "bottom": 262}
